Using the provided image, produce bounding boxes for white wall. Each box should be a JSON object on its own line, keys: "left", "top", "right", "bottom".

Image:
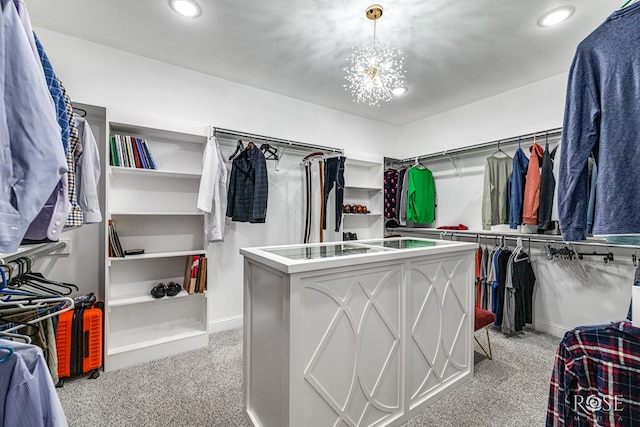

{"left": 35, "top": 29, "right": 397, "bottom": 155}
{"left": 397, "top": 73, "right": 568, "bottom": 158}
{"left": 33, "top": 28, "right": 397, "bottom": 331}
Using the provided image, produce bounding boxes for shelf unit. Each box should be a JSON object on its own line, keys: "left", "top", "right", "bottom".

{"left": 343, "top": 157, "right": 384, "bottom": 240}
{"left": 104, "top": 122, "right": 208, "bottom": 371}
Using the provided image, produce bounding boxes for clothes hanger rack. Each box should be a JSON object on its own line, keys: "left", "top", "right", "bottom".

{"left": 396, "top": 228, "right": 640, "bottom": 260}
{"left": 0, "top": 241, "right": 66, "bottom": 276}
{"left": 392, "top": 126, "right": 562, "bottom": 167}
{"left": 210, "top": 126, "right": 343, "bottom": 157}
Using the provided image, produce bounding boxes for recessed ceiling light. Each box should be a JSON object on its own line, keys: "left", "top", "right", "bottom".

{"left": 169, "top": 0, "right": 201, "bottom": 18}
{"left": 392, "top": 87, "right": 408, "bottom": 96}
{"left": 538, "top": 6, "right": 575, "bottom": 27}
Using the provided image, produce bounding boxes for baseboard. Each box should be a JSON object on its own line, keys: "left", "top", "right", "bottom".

{"left": 208, "top": 314, "right": 243, "bottom": 333}
{"left": 534, "top": 319, "right": 570, "bottom": 338}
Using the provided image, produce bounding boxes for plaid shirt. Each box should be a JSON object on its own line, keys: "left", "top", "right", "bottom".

{"left": 547, "top": 321, "right": 640, "bottom": 426}
{"left": 34, "top": 33, "right": 69, "bottom": 154}
{"left": 60, "top": 81, "right": 84, "bottom": 227}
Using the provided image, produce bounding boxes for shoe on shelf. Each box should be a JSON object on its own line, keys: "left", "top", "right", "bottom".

{"left": 151, "top": 283, "right": 167, "bottom": 298}
{"left": 166, "top": 282, "right": 182, "bottom": 297}
{"left": 343, "top": 204, "right": 351, "bottom": 214}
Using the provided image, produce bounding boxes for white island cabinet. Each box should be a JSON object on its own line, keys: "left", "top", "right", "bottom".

{"left": 240, "top": 237, "right": 478, "bottom": 427}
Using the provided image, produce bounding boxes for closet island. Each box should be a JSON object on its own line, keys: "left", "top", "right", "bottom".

{"left": 240, "top": 237, "right": 477, "bottom": 427}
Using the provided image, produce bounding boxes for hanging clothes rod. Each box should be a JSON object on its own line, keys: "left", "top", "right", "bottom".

{"left": 397, "top": 228, "right": 640, "bottom": 251}
{"left": 0, "top": 241, "right": 67, "bottom": 271}
{"left": 210, "top": 126, "right": 343, "bottom": 155}
{"left": 395, "top": 127, "right": 562, "bottom": 166}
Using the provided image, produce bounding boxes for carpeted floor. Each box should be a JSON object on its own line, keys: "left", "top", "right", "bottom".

{"left": 57, "top": 327, "right": 561, "bottom": 427}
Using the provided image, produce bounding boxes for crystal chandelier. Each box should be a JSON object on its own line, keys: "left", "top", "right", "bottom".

{"left": 344, "top": 5, "right": 406, "bottom": 107}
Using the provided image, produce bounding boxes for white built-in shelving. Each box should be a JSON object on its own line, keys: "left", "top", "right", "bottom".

{"left": 104, "top": 122, "right": 208, "bottom": 371}
{"left": 343, "top": 156, "right": 384, "bottom": 240}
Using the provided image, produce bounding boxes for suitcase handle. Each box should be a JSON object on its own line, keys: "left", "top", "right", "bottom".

{"left": 84, "top": 331, "right": 89, "bottom": 358}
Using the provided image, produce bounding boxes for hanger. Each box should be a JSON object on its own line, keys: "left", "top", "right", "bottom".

{"left": 621, "top": 0, "right": 639, "bottom": 7}
{"left": 73, "top": 107, "right": 87, "bottom": 117}
{"left": 545, "top": 131, "right": 550, "bottom": 150}
{"left": 576, "top": 249, "right": 614, "bottom": 263}
{"left": 0, "top": 314, "right": 41, "bottom": 339}
{"left": 0, "top": 296, "right": 74, "bottom": 334}
{"left": 491, "top": 140, "right": 511, "bottom": 158}
{"left": 17, "top": 272, "right": 78, "bottom": 296}
{"left": 228, "top": 139, "right": 245, "bottom": 161}
{"left": 3, "top": 257, "right": 78, "bottom": 296}
{"left": 0, "top": 268, "right": 74, "bottom": 333}
{"left": 0, "top": 331, "right": 31, "bottom": 344}
{"left": 0, "top": 346, "right": 13, "bottom": 363}
{"left": 260, "top": 143, "right": 279, "bottom": 161}
{"left": 302, "top": 151, "right": 325, "bottom": 166}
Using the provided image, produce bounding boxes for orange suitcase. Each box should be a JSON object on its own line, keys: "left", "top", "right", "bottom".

{"left": 56, "top": 300, "right": 104, "bottom": 381}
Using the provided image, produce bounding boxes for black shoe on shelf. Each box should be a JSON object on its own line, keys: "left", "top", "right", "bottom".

{"left": 166, "top": 282, "right": 182, "bottom": 297}
{"left": 151, "top": 283, "right": 167, "bottom": 298}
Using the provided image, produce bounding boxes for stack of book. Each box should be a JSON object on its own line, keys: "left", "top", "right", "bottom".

{"left": 108, "top": 220, "right": 124, "bottom": 257}
{"left": 109, "top": 134, "right": 157, "bottom": 169}
{"left": 183, "top": 255, "right": 208, "bottom": 295}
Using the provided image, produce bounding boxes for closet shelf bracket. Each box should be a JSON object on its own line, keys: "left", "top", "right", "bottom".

{"left": 443, "top": 151, "right": 459, "bottom": 176}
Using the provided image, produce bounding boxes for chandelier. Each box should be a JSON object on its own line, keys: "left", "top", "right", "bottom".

{"left": 344, "top": 5, "right": 406, "bottom": 107}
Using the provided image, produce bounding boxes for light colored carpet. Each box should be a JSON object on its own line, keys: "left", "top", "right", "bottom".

{"left": 57, "top": 327, "right": 561, "bottom": 427}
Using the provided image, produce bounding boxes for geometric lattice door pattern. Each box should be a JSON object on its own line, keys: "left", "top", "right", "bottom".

{"left": 407, "top": 258, "right": 470, "bottom": 408}
{"left": 302, "top": 267, "right": 402, "bottom": 427}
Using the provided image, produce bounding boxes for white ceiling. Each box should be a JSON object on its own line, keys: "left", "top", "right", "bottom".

{"left": 26, "top": 0, "right": 620, "bottom": 126}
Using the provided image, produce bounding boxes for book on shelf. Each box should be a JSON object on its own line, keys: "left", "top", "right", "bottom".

{"left": 125, "top": 136, "right": 135, "bottom": 168}
{"left": 194, "top": 256, "right": 202, "bottom": 294}
{"left": 140, "top": 139, "right": 157, "bottom": 169}
{"left": 182, "top": 255, "right": 207, "bottom": 294}
{"left": 198, "top": 256, "right": 207, "bottom": 293}
{"left": 183, "top": 255, "right": 194, "bottom": 291}
{"left": 118, "top": 135, "right": 130, "bottom": 167}
{"left": 109, "top": 134, "right": 157, "bottom": 170}
{"left": 188, "top": 255, "right": 200, "bottom": 294}
{"left": 130, "top": 136, "right": 142, "bottom": 168}
{"left": 134, "top": 138, "right": 148, "bottom": 169}
{"left": 108, "top": 220, "right": 124, "bottom": 258}
{"left": 109, "top": 135, "right": 119, "bottom": 166}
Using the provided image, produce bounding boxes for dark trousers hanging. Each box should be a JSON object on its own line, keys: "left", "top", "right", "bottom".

{"left": 322, "top": 156, "right": 345, "bottom": 232}
{"left": 304, "top": 162, "right": 312, "bottom": 243}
